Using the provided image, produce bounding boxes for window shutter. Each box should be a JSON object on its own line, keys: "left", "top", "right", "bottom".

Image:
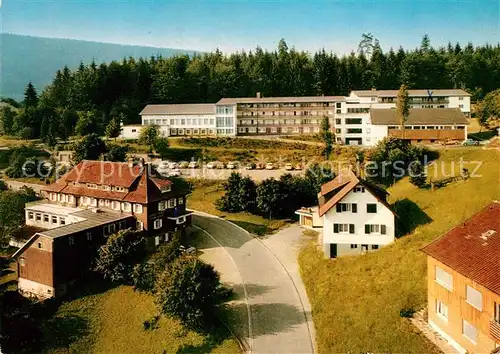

{"left": 365, "top": 225, "right": 370, "bottom": 234}
{"left": 352, "top": 204, "right": 357, "bottom": 213}
{"left": 381, "top": 225, "right": 387, "bottom": 234}
{"left": 349, "top": 224, "right": 355, "bottom": 234}
{"left": 336, "top": 204, "right": 341, "bottom": 213}
{"left": 334, "top": 224, "right": 339, "bottom": 233}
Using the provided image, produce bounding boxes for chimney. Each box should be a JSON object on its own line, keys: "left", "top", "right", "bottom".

{"left": 256, "top": 92, "right": 261, "bottom": 99}
{"left": 128, "top": 157, "right": 134, "bottom": 168}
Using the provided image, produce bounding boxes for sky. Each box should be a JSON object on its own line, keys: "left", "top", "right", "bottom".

{"left": 1, "top": 0, "right": 499, "bottom": 54}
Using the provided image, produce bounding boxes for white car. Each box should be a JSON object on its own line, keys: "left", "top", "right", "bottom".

{"left": 266, "top": 163, "right": 275, "bottom": 170}
{"left": 226, "top": 161, "right": 238, "bottom": 169}
{"left": 168, "top": 162, "right": 178, "bottom": 169}
{"left": 156, "top": 161, "right": 170, "bottom": 175}
{"left": 206, "top": 162, "right": 215, "bottom": 169}
{"left": 168, "top": 168, "right": 181, "bottom": 177}
{"left": 188, "top": 161, "right": 198, "bottom": 169}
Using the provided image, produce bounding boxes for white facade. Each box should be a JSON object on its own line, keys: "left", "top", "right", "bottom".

{"left": 142, "top": 113, "right": 217, "bottom": 137}
{"left": 120, "top": 125, "right": 142, "bottom": 139}
{"left": 25, "top": 203, "right": 85, "bottom": 229}
{"left": 18, "top": 277, "right": 55, "bottom": 299}
{"left": 322, "top": 186, "right": 395, "bottom": 258}
{"left": 215, "top": 104, "right": 237, "bottom": 136}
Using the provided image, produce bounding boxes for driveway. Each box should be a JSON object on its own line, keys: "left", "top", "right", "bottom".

{"left": 191, "top": 213, "right": 315, "bottom": 354}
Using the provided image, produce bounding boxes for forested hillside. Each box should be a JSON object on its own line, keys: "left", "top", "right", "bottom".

{"left": 1, "top": 35, "right": 499, "bottom": 144}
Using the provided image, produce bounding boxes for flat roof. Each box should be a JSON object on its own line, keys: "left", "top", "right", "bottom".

{"left": 141, "top": 103, "right": 215, "bottom": 116}
{"left": 39, "top": 209, "right": 133, "bottom": 239}
{"left": 216, "top": 96, "right": 345, "bottom": 105}
{"left": 26, "top": 203, "right": 80, "bottom": 216}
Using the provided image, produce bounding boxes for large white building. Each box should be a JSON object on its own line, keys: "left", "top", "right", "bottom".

{"left": 120, "top": 89, "right": 471, "bottom": 145}
{"left": 298, "top": 170, "right": 396, "bottom": 258}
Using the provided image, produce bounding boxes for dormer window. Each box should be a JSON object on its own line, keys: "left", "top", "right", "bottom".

{"left": 354, "top": 186, "right": 365, "bottom": 193}
{"left": 87, "top": 183, "right": 97, "bottom": 189}
{"left": 160, "top": 186, "right": 172, "bottom": 193}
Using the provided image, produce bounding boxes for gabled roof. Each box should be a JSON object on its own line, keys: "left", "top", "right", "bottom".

{"left": 352, "top": 89, "right": 471, "bottom": 97}
{"left": 216, "top": 96, "right": 345, "bottom": 105}
{"left": 318, "top": 170, "right": 392, "bottom": 217}
{"left": 140, "top": 103, "right": 215, "bottom": 116}
{"left": 422, "top": 201, "right": 500, "bottom": 295}
{"left": 42, "top": 161, "right": 181, "bottom": 204}
{"left": 370, "top": 108, "right": 469, "bottom": 126}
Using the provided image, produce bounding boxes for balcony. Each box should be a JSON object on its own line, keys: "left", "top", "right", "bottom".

{"left": 490, "top": 319, "right": 500, "bottom": 341}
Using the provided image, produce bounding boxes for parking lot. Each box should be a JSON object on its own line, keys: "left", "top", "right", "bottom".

{"left": 176, "top": 167, "right": 303, "bottom": 181}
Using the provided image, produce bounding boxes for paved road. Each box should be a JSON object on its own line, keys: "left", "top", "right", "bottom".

{"left": 5, "top": 180, "right": 44, "bottom": 193}
{"left": 192, "top": 213, "right": 315, "bottom": 354}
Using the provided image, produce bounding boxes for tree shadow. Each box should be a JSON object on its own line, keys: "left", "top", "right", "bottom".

{"left": 229, "top": 220, "right": 269, "bottom": 236}
{"left": 230, "top": 302, "right": 308, "bottom": 337}
{"left": 393, "top": 198, "right": 433, "bottom": 238}
{"left": 228, "top": 283, "right": 275, "bottom": 301}
{"left": 41, "top": 313, "right": 90, "bottom": 351}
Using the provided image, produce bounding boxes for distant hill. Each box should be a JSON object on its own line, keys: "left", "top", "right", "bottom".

{"left": 0, "top": 33, "right": 200, "bottom": 101}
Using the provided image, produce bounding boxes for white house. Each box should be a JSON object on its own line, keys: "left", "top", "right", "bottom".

{"left": 314, "top": 170, "right": 396, "bottom": 258}
{"left": 120, "top": 124, "right": 143, "bottom": 139}
{"left": 140, "top": 103, "right": 217, "bottom": 137}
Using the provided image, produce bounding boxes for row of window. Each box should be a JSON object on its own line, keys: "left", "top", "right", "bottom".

{"left": 347, "top": 108, "right": 370, "bottom": 113}
{"left": 239, "top": 110, "right": 334, "bottom": 117}
{"left": 238, "top": 102, "right": 338, "bottom": 108}
{"left": 28, "top": 212, "right": 66, "bottom": 225}
{"left": 170, "top": 128, "right": 215, "bottom": 136}
{"left": 216, "top": 117, "right": 234, "bottom": 128}
{"left": 216, "top": 128, "right": 235, "bottom": 135}
{"left": 435, "top": 266, "right": 484, "bottom": 310}
{"left": 350, "top": 244, "right": 379, "bottom": 250}
{"left": 152, "top": 214, "right": 187, "bottom": 229}
{"left": 158, "top": 198, "right": 183, "bottom": 211}
{"left": 238, "top": 119, "right": 322, "bottom": 125}
{"left": 336, "top": 203, "right": 378, "bottom": 213}
{"left": 77, "top": 196, "right": 143, "bottom": 214}
{"left": 238, "top": 126, "right": 320, "bottom": 134}
{"left": 216, "top": 106, "right": 234, "bottom": 115}
{"left": 144, "top": 118, "right": 215, "bottom": 126}
{"left": 333, "top": 223, "right": 387, "bottom": 235}
{"left": 387, "top": 125, "right": 466, "bottom": 130}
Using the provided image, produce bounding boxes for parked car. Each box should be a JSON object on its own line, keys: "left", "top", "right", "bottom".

{"left": 179, "top": 161, "right": 189, "bottom": 168}
{"left": 226, "top": 161, "right": 238, "bottom": 169}
{"left": 442, "top": 139, "right": 460, "bottom": 146}
{"left": 206, "top": 162, "right": 216, "bottom": 169}
{"left": 215, "top": 161, "right": 225, "bottom": 169}
{"left": 188, "top": 161, "right": 198, "bottom": 169}
{"left": 294, "top": 163, "right": 304, "bottom": 170}
{"left": 156, "top": 161, "right": 170, "bottom": 174}
{"left": 168, "top": 168, "right": 181, "bottom": 177}
{"left": 266, "top": 162, "right": 275, "bottom": 170}
{"left": 255, "top": 162, "right": 265, "bottom": 170}
{"left": 168, "top": 161, "right": 178, "bottom": 169}
{"left": 245, "top": 162, "right": 256, "bottom": 170}
{"left": 285, "top": 163, "right": 294, "bottom": 171}
{"left": 462, "top": 139, "right": 479, "bottom": 146}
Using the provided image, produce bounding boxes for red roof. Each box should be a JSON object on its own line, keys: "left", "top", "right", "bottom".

{"left": 422, "top": 201, "right": 500, "bottom": 295}
{"left": 43, "top": 160, "right": 178, "bottom": 204}
{"left": 317, "top": 170, "right": 392, "bottom": 217}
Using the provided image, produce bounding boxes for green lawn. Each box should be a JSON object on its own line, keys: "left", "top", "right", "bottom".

{"left": 41, "top": 284, "right": 240, "bottom": 354}
{"left": 187, "top": 179, "right": 288, "bottom": 236}
{"left": 299, "top": 148, "right": 500, "bottom": 353}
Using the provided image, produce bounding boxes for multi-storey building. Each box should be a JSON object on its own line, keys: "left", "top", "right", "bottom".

{"left": 139, "top": 103, "right": 217, "bottom": 138}
{"left": 120, "top": 89, "right": 471, "bottom": 146}
{"left": 14, "top": 160, "right": 192, "bottom": 298}
{"left": 297, "top": 170, "right": 396, "bottom": 258}
{"left": 349, "top": 89, "right": 471, "bottom": 116}
{"left": 422, "top": 201, "right": 500, "bottom": 354}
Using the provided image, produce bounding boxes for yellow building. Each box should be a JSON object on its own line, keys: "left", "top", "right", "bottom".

{"left": 422, "top": 201, "right": 500, "bottom": 354}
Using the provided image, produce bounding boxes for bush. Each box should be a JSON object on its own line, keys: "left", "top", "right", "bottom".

{"left": 150, "top": 234, "right": 182, "bottom": 273}
{"left": 132, "top": 262, "right": 157, "bottom": 292}
{"left": 155, "top": 256, "right": 226, "bottom": 332}
{"left": 94, "top": 229, "right": 146, "bottom": 283}
{"left": 408, "top": 160, "right": 427, "bottom": 188}
{"left": 216, "top": 172, "right": 257, "bottom": 213}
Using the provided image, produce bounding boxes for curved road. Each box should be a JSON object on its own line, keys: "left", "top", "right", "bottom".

{"left": 192, "top": 213, "right": 315, "bottom": 354}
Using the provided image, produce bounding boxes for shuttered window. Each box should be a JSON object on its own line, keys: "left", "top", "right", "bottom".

{"left": 334, "top": 224, "right": 354, "bottom": 233}
{"left": 465, "top": 285, "right": 482, "bottom": 311}
{"left": 336, "top": 203, "right": 357, "bottom": 213}
{"left": 462, "top": 320, "right": 477, "bottom": 343}
{"left": 435, "top": 266, "right": 453, "bottom": 291}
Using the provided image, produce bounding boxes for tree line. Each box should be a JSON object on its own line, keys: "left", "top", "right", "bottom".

{"left": 1, "top": 35, "right": 499, "bottom": 143}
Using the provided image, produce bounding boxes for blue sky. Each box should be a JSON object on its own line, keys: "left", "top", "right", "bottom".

{"left": 1, "top": 0, "right": 499, "bottom": 53}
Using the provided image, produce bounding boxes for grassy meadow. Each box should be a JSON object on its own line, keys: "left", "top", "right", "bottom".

{"left": 40, "top": 284, "right": 240, "bottom": 354}
{"left": 298, "top": 148, "right": 500, "bottom": 353}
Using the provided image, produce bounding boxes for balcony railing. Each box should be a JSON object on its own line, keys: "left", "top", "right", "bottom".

{"left": 490, "top": 319, "right": 500, "bottom": 341}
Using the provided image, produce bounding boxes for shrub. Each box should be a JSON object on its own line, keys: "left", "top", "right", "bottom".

{"left": 408, "top": 160, "right": 427, "bottom": 188}
{"left": 132, "top": 262, "right": 157, "bottom": 292}
{"left": 155, "top": 256, "right": 226, "bottom": 332}
{"left": 216, "top": 172, "right": 257, "bottom": 213}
